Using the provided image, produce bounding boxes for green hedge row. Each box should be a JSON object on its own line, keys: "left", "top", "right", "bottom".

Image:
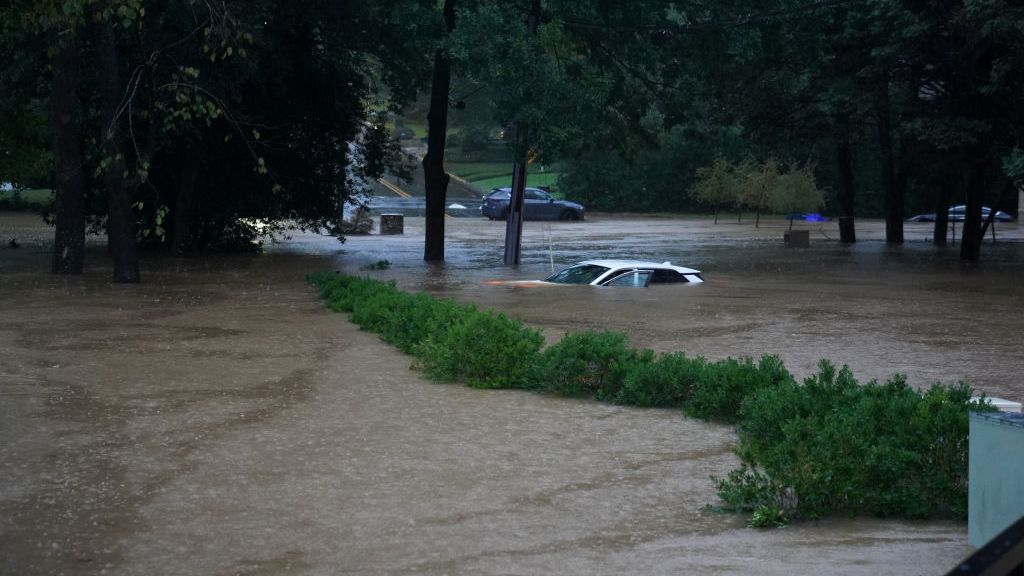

{"left": 308, "top": 271, "right": 995, "bottom": 527}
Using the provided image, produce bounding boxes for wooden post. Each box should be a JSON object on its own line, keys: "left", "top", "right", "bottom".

{"left": 380, "top": 214, "right": 404, "bottom": 235}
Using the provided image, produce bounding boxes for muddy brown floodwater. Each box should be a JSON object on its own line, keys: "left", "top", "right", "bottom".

{"left": 2, "top": 211, "right": 1022, "bottom": 575}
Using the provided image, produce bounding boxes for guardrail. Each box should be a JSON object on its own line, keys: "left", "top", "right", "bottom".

{"left": 946, "top": 515, "right": 1024, "bottom": 576}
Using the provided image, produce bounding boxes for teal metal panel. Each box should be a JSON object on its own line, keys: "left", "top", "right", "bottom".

{"left": 969, "top": 412, "right": 1024, "bottom": 547}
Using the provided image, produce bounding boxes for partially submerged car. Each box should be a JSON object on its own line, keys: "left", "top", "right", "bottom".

{"left": 490, "top": 260, "right": 703, "bottom": 288}
{"left": 480, "top": 187, "right": 585, "bottom": 221}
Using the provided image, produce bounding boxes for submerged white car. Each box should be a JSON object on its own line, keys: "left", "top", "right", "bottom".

{"left": 489, "top": 260, "right": 704, "bottom": 288}
{"left": 546, "top": 260, "right": 703, "bottom": 286}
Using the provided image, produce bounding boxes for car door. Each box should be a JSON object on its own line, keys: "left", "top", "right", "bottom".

{"left": 523, "top": 188, "right": 548, "bottom": 220}
{"left": 602, "top": 270, "right": 652, "bottom": 287}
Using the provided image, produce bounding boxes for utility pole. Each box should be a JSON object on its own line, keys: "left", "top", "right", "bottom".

{"left": 502, "top": 0, "right": 541, "bottom": 266}
{"left": 502, "top": 152, "right": 527, "bottom": 265}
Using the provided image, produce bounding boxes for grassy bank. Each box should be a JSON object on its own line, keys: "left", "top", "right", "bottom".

{"left": 446, "top": 161, "right": 562, "bottom": 194}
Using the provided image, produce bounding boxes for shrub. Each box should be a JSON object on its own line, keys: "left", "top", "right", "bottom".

{"left": 615, "top": 352, "right": 706, "bottom": 407}
{"left": 308, "top": 272, "right": 994, "bottom": 526}
{"left": 417, "top": 309, "right": 544, "bottom": 389}
{"left": 684, "top": 355, "right": 792, "bottom": 422}
{"left": 380, "top": 293, "right": 467, "bottom": 354}
{"left": 531, "top": 331, "right": 649, "bottom": 399}
{"left": 719, "top": 361, "right": 999, "bottom": 521}
{"left": 350, "top": 286, "right": 406, "bottom": 333}
{"left": 307, "top": 273, "right": 394, "bottom": 314}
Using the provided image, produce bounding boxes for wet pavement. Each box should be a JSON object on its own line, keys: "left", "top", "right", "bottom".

{"left": 2, "top": 211, "right": 1022, "bottom": 575}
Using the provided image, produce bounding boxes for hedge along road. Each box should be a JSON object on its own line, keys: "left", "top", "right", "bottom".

{"left": 2, "top": 211, "right": 1021, "bottom": 575}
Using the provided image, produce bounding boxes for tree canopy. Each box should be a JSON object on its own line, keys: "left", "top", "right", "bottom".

{"left": 1, "top": 0, "right": 435, "bottom": 278}
{"left": 3, "top": 0, "right": 1022, "bottom": 270}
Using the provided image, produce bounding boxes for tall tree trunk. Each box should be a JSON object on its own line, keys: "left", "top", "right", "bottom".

{"left": 97, "top": 22, "right": 140, "bottom": 282}
{"left": 50, "top": 34, "right": 86, "bottom": 275}
{"left": 422, "top": 0, "right": 456, "bottom": 262}
{"left": 834, "top": 114, "right": 856, "bottom": 243}
{"left": 960, "top": 158, "right": 986, "bottom": 261}
{"left": 876, "top": 77, "right": 903, "bottom": 244}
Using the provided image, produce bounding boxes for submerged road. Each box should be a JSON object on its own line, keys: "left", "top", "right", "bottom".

{"left": 3, "top": 212, "right": 1020, "bottom": 575}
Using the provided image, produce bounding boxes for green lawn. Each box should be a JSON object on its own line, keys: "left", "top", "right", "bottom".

{"left": 445, "top": 162, "right": 510, "bottom": 181}
{"left": 0, "top": 188, "right": 53, "bottom": 210}
{"left": 471, "top": 172, "right": 560, "bottom": 192}
{"left": 446, "top": 162, "right": 561, "bottom": 194}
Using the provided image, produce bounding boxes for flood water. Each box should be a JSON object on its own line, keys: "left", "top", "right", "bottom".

{"left": 332, "top": 215, "right": 1024, "bottom": 400}
{"left": 2, "top": 211, "right": 1021, "bottom": 575}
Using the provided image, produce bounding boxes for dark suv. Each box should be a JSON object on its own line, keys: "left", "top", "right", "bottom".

{"left": 480, "top": 187, "right": 585, "bottom": 221}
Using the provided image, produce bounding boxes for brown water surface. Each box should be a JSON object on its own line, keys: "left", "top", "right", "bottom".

{"left": 2, "top": 212, "right": 1021, "bottom": 575}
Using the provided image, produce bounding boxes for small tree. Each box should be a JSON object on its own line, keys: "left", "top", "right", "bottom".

{"left": 738, "top": 159, "right": 780, "bottom": 228}
{"left": 770, "top": 165, "right": 824, "bottom": 230}
{"left": 691, "top": 157, "right": 739, "bottom": 223}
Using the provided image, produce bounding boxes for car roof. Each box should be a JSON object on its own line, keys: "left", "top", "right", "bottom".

{"left": 489, "top": 187, "right": 546, "bottom": 193}
{"left": 575, "top": 259, "right": 701, "bottom": 275}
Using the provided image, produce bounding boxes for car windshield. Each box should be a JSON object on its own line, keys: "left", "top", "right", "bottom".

{"left": 545, "top": 264, "right": 610, "bottom": 285}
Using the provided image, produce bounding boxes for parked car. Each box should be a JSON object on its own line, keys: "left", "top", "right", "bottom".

{"left": 489, "top": 260, "right": 703, "bottom": 288}
{"left": 480, "top": 187, "right": 585, "bottom": 221}
{"left": 907, "top": 205, "right": 1014, "bottom": 222}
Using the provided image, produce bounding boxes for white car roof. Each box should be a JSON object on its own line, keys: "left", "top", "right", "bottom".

{"left": 576, "top": 259, "right": 701, "bottom": 275}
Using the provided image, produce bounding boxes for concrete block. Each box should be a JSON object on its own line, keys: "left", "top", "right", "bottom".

{"left": 380, "top": 214, "right": 404, "bottom": 235}
{"left": 784, "top": 229, "right": 809, "bottom": 248}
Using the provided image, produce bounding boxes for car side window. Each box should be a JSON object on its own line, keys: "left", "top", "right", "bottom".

{"left": 604, "top": 270, "right": 652, "bottom": 287}
{"left": 650, "top": 269, "right": 688, "bottom": 284}
{"left": 525, "top": 189, "right": 545, "bottom": 201}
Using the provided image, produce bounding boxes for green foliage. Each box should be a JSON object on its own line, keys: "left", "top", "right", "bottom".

{"left": 1002, "top": 147, "right": 1024, "bottom": 187}
{"left": 381, "top": 294, "right": 467, "bottom": 355}
{"left": 685, "top": 355, "right": 793, "bottom": 423}
{"left": 559, "top": 125, "right": 744, "bottom": 213}
{"left": 615, "top": 352, "right": 706, "bottom": 408}
{"left": 531, "top": 331, "right": 648, "bottom": 399}
{"left": 418, "top": 309, "right": 544, "bottom": 389}
{"left": 738, "top": 159, "right": 779, "bottom": 218}
{"left": 688, "top": 157, "right": 822, "bottom": 224}
{"left": 714, "top": 465, "right": 789, "bottom": 515}
{"left": 769, "top": 165, "right": 823, "bottom": 216}
{"left": 750, "top": 505, "right": 789, "bottom": 529}
{"left": 717, "top": 361, "right": 999, "bottom": 522}
{"left": 360, "top": 260, "right": 392, "bottom": 270}
{"left": 308, "top": 272, "right": 542, "bottom": 389}
{"left": 3, "top": 0, "right": 436, "bottom": 253}
{"left": 690, "top": 157, "right": 740, "bottom": 217}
